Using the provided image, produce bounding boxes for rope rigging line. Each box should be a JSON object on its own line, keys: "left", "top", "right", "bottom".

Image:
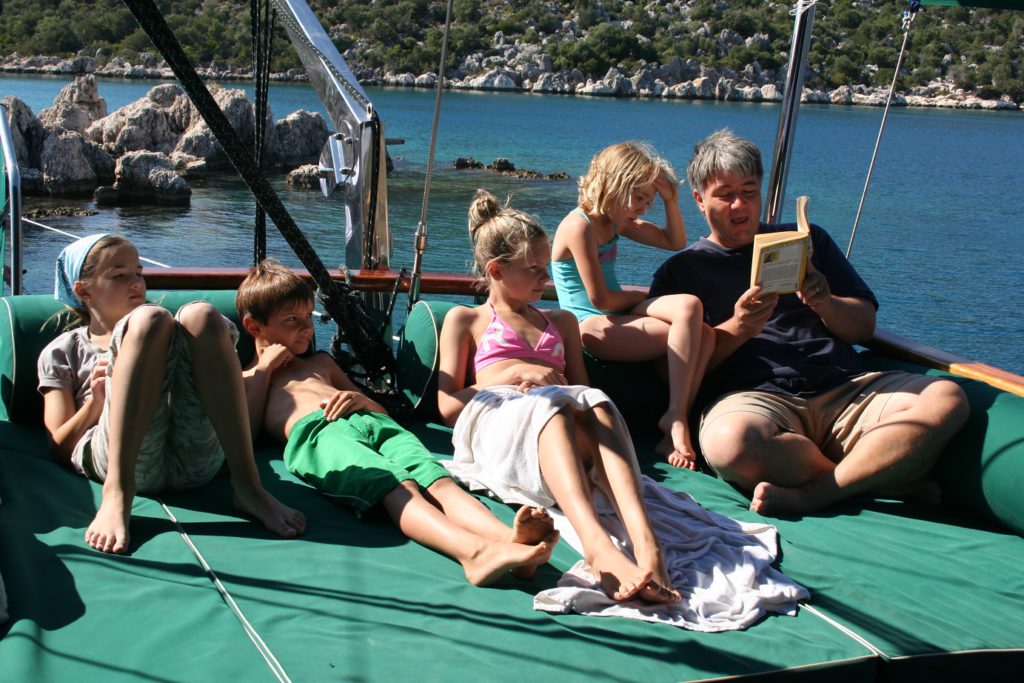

{"left": 250, "top": 0, "right": 275, "bottom": 265}
{"left": 121, "top": 0, "right": 397, "bottom": 394}
{"left": 847, "top": 0, "right": 921, "bottom": 259}
{"left": 408, "top": 0, "right": 455, "bottom": 313}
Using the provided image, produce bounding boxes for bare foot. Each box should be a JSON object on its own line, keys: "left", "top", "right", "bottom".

{"left": 656, "top": 414, "right": 699, "bottom": 471}
{"left": 510, "top": 506, "right": 555, "bottom": 544}
{"left": 588, "top": 548, "right": 655, "bottom": 602}
{"left": 85, "top": 492, "right": 131, "bottom": 554}
{"left": 634, "top": 544, "right": 680, "bottom": 604}
{"left": 463, "top": 537, "right": 557, "bottom": 586}
{"left": 509, "top": 506, "right": 559, "bottom": 578}
{"left": 750, "top": 481, "right": 820, "bottom": 516}
{"left": 638, "top": 579, "right": 681, "bottom": 604}
{"left": 233, "top": 486, "right": 306, "bottom": 538}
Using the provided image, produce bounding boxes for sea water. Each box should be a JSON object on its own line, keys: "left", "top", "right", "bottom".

{"left": 3, "top": 74, "right": 1023, "bottom": 374}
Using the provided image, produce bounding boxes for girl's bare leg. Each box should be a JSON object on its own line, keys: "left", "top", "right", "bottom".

{"left": 581, "top": 405, "right": 678, "bottom": 602}
{"left": 87, "top": 306, "right": 174, "bottom": 554}
{"left": 537, "top": 408, "right": 671, "bottom": 602}
{"left": 383, "top": 481, "right": 555, "bottom": 586}
{"left": 580, "top": 294, "right": 712, "bottom": 470}
{"left": 635, "top": 295, "right": 711, "bottom": 470}
{"left": 177, "top": 302, "right": 305, "bottom": 538}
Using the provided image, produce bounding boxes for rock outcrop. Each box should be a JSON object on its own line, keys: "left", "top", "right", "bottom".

{"left": 4, "top": 76, "right": 333, "bottom": 200}
{"left": 94, "top": 151, "right": 191, "bottom": 206}
{"left": 286, "top": 164, "right": 320, "bottom": 189}
{"left": 40, "top": 130, "right": 113, "bottom": 197}
{"left": 274, "top": 110, "right": 328, "bottom": 168}
{"left": 1, "top": 39, "right": 1019, "bottom": 110}
{"left": 39, "top": 74, "right": 108, "bottom": 133}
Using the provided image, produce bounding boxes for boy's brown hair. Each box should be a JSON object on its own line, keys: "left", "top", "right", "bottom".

{"left": 236, "top": 258, "right": 314, "bottom": 324}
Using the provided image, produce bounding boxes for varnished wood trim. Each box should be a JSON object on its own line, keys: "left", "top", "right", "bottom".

{"left": 141, "top": 268, "right": 1024, "bottom": 396}
{"left": 866, "top": 328, "right": 1024, "bottom": 397}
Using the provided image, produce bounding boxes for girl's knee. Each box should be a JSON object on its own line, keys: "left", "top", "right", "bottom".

{"left": 124, "top": 305, "right": 174, "bottom": 339}
{"left": 177, "top": 301, "right": 223, "bottom": 335}
{"left": 678, "top": 294, "right": 703, "bottom": 318}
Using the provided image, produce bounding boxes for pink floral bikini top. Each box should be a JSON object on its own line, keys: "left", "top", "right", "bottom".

{"left": 473, "top": 303, "right": 566, "bottom": 374}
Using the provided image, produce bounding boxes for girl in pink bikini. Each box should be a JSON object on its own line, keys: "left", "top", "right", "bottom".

{"left": 437, "top": 189, "right": 678, "bottom": 605}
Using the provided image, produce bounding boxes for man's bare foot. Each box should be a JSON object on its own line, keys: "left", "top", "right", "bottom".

{"left": 462, "top": 537, "right": 556, "bottom": 586}
{"left": 233, "top": 486, "right": 306, "bottom": 538}
{"left": 750, "top": 481, "right": 820, "bottom": 516}
{"left": 509, "top": 506, "right": 559, "bottom": 578}
{"left": 85, "top": 493, "right": 131, "bottom": 554}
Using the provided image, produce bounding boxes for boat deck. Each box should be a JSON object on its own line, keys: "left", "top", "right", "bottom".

{"left": 2, "top": 291, "right": 1024, "bottom": 682}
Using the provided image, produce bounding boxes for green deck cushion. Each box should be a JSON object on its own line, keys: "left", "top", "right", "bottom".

{"left": 860, "top": 352, "right": 1024, "bottom": 537}
{"left": 640, "top": 433, "right": 1024, "bottom": 680}
{"left": 0, "top": 415, "right": 879, "bottom": 682}
{"left": 396, "top": 299, "right": 668, "bottom": 430}
{"left": 0, "top": 292, "right": 252, "bottom": 427}
{"left": 6, "top": 291, "right": 1024, "bottom": 680}
{"left": 0, "top": 432, "right": 275, "bottom": 681}
{"left": 396, "top": 300, "right": 459, "bottom": 420}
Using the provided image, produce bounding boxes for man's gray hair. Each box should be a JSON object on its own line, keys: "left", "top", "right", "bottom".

{"left": 687, "top": 129, "right": 763, "bottom": 197}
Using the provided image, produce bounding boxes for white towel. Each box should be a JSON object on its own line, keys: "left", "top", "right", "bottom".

{"left": 446, "top": 384, "right": 630, "bottom": 508}
{"left": 534, "top": 476, "right": 810, "bottom": 632}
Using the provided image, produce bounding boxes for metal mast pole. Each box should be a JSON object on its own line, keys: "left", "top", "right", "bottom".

{"left": 764, "top": 1, "right": 816, "bottom": 224}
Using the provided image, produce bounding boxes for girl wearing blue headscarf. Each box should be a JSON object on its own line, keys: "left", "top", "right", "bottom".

{"left": 38, "top": 234, "right": 305, "bottom": 554}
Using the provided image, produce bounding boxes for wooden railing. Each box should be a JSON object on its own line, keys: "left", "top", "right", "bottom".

{"left": 143, "top": 267, "right": 1024, "bottom": 397}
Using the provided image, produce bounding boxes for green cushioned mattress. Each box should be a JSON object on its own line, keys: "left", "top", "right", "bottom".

{"left": 3, "top": 293, "right": 1024, "bottom": 682}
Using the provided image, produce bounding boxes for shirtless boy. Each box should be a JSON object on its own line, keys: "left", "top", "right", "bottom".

{"left": 237, "top": 260, "right": 558, "bottom": 585}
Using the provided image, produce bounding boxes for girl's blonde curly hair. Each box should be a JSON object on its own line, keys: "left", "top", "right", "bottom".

{"left": 577, "top": 141, "right": 678, "bottom": 218}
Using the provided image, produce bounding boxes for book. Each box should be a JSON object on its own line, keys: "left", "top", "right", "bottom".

{"left": 750, "top": 195, "right": 812, "bottom": 294}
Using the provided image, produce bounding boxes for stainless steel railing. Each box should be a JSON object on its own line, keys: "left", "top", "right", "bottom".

{"left": 0, "top": 103, "right": 23, "bottom": 294}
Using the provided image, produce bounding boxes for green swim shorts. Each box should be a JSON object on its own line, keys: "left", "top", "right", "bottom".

{"left": 283, "top": 409, "right": 450, "bottom": 514}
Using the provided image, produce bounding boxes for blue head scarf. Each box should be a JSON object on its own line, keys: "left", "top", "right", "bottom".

{"left": 54, "top": 233, "right": 114, "bottom": 308}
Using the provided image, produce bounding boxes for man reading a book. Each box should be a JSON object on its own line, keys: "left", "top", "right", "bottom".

{"left": 649, "top": 129, "right": 968, "bottom": 515}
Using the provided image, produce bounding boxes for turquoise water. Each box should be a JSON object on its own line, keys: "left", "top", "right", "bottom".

{"left": 4, "top": 74, "right": 1024, "bottom": 374}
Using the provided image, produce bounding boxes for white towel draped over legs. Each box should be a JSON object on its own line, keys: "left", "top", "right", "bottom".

{"left": 446, "top": 385, "right": 808, "bottom": 631}
{"left": 534, "top": 476, "right": 810, "bottom": 632}
{"left": 446, "top": 384, "right": 629, "bottom": 509}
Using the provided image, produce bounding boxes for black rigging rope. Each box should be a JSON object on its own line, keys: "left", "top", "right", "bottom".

{"left": 121, "top": 0, "right": 398, "bottom": 397}
{"left": 250, "top": 0, "right": 274, "bottom": 265}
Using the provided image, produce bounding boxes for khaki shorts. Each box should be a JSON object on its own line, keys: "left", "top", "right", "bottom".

{"left": 699, "top": 371, "right": 937, "bottom": 465}
{"left": 74, "top": 303, "right": 239, "bottom": 493}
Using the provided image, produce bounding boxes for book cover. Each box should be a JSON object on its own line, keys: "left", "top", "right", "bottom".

{"left": 750, "top": 196, "right": 811, "bottom": 294}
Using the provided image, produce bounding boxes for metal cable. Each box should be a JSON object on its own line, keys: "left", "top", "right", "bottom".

{"left": 847, "top": 5, "right": 919, "bottom": 259}
{"left": 121, "top": 0, "right": 397, "bottom": 391}
{"left": 408, "top": 0, "right": 455, "bottom": 312}
{"left": 23, "top": 217, "right": 172, "bottom": 268}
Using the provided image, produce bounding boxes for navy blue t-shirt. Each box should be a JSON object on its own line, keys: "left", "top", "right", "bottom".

{"left": 650, "top": 223, "right": 878, "bottom": 399}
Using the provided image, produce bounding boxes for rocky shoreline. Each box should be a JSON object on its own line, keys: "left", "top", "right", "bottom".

{"left": 3, "top": 52, "right": 1019, "bottom": 113}
{"left": 2, "top": 74, "right": 330, "bottom": 203}
{"left": 2, "top": 73, "right": 564, "bottom": 204}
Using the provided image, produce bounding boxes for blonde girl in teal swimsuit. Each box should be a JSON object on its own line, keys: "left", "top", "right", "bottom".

{"left": 551, "top": 142, "right": 715, "bottom": 470}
